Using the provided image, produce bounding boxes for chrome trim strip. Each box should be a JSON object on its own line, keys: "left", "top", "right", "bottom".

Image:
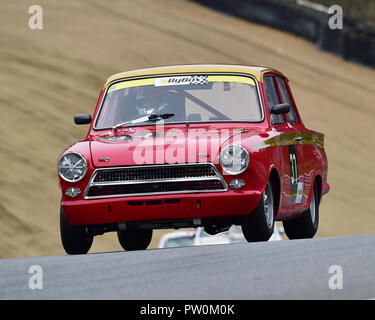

{"left": 90, "top": 176, "right": 222, "bottom": 186}
{"left": 84, "top": 163, "right": 228, "bottom": 200}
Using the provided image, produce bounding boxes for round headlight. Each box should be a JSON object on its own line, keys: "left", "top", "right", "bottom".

{"left": 58, "top": 152, "right": 88, "bottom": 182}
{"left": 220, "top": 145, "right": 249, "bottom": 175}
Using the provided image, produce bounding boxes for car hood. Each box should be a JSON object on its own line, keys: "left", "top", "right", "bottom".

{"left": 90, "top": 125, "right": 256, "bottom": 167}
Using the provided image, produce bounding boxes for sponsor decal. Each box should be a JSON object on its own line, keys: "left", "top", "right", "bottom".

{"left": 155, "top": 76, "right": 208, "bottom": 87}
{"left": 296, "top": 182, "right": 304, "bottom": 204}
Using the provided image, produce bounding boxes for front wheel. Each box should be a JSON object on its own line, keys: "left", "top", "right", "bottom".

{"left": 60, "top": 207, "right": 93, "bottom": 255}
{"left": 117, "top": 229, "right": 153, "bottom": 251}
{"left": 283, "top": 183, "right": 319, "bottom": 239}
{"left": 242, "top": 181, "right": 275, "bottom": 242}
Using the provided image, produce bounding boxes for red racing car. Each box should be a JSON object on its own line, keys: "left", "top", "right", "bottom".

{"left": 57, "top": 64, "right": 329, "bottom": 254}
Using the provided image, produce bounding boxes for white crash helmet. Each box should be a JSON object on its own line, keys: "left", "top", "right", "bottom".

{"left": 135, "top": 87, "right": 168, "bottom": 116}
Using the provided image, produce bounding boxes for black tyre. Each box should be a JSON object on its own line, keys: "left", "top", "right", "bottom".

{"left": 283, "top": 183, "right": 319, "bottom": 239}
{"left": 60, "top": 206, "right": 93, "bottom": 255}
{"left": 242, "top": 181, "right": 275, "bottom": 242}
{"left": 117, "top": 229, "right": 153, "bottom": 251}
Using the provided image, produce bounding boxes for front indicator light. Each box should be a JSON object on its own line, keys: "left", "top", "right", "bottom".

{"left": 229, "top": 179, "right": 246, "bottom": 190}
{"left": 65, "top": 187, "right": 81, "bottom": 198}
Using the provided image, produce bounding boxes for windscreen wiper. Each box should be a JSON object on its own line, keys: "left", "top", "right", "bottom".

{"left": 112, "top": 113, "right": 175, "bottom": 132}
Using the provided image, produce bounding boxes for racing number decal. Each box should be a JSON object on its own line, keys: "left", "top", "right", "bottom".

{"left": 288, "top": 145, "right": 303, "bottom": 204}
{"left": 288, "top": 145, "right": 298, "bottom": 185}
{"left": 289, "top": 153, "right": 298, "bottom": 185}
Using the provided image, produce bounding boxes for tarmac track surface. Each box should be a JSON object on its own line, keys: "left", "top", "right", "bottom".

{"left": 0, "top": 235, "right": 374, "bottom": 299}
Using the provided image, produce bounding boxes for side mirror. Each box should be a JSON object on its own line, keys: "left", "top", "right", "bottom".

{"left": 270, "top": 103, "right": 290, "bottom": 115}
{"left": 74, "top": 114, "right": 92, "bottom": 125}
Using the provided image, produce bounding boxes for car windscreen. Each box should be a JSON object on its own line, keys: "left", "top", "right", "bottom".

{"left": 95, "top": 74, "right": 262, "bottom": 129}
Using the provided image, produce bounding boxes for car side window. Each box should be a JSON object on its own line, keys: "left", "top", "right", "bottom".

{"left": 263, "top": 76, "right": 285, "bottom": 124}
{"left": 275, "top": 76, "right": 300, "bottom": 123}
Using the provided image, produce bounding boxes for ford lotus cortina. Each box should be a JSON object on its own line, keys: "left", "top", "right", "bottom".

{"left": 57, "top": 65, "right": 329, "bottom": 254}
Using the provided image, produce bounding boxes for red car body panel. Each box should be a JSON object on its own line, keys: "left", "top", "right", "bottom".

{"left": 58, "top": 65, "right": 329, "bottom": 226}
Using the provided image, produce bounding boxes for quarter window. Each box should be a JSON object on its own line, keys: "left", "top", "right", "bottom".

{"left": 263, "top": 76, "right": 284, "bottom": 124}
{"left": 275, "top": 76, "right": 299, "bottom": 123}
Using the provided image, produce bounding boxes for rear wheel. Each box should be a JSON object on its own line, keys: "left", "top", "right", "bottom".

{"left": 117, "top": 229, "right": 153, "bottom": 251}
{"left": 60, "top": 207, "right": 93, "bottom": 255}
{"left": 283, "top": 183, "right": 319, "bottom": 239}
{"left": 242, "top": 181, "right": 275, "bottom": 242}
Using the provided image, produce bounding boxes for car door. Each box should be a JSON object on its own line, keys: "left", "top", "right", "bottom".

{"left": 274, "top": 75, "right": 306, "bottom": 208}
{"left": 263, "top": 74, "right": 296, "bottom": 209}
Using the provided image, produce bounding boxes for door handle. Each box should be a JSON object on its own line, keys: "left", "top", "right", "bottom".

{"left": 293, "top": 136, "right": 303, "bottom": 141}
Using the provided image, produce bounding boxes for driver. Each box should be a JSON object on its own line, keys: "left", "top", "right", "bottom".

{"left": 135, "top": 87, "right": 168, "bottom": 116}
{"left": 117, "top": 86, "right": 183, "bottom": 124}
{"left": 117, "top": 86, "right": 169, "bottom": 123}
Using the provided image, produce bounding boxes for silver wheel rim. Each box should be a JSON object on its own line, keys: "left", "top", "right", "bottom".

{"left": 310, "top": 190, "right": 316, "bottom": 223}
{"left": 263, "top": 184, "right": 274, "bottom": 229}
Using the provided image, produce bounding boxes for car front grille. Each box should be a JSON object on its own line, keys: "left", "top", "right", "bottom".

{"left": 84, "top": 163, "right": 227, "bottom": 199}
